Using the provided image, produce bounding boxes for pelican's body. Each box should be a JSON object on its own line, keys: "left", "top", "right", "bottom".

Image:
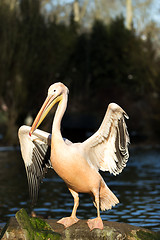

{"left": 18, "top": 82, "right": 130, "bottom": 230}
{"left": 52, "top": 140, "right": 102, "bottom": 194}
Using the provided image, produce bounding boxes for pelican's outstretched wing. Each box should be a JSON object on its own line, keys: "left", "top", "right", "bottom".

{"left": 18, "top": 125, "right": 52, "bottom": 205}
{"left": 82, "top": 103, "right": 130, "bottom": 175}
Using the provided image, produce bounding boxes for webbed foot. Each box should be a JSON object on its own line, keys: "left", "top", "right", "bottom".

{"left": 87, "top": 217, "right": 103, "bottom": 230}
{"left": 57, "top": 216, "right": 79, "bottom": 228}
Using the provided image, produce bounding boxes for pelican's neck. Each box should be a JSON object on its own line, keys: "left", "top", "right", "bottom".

{"left": 52, "top": 93, "right": 68, "bottom": 137}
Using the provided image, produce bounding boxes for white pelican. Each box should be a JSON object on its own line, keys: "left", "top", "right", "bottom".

{"left": 18, "top": 82, "right": 130, "bottom": 230}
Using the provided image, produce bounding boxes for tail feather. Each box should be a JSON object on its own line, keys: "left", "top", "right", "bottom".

{"left": 99, "top": 180, "right": 119, "bottom": 211}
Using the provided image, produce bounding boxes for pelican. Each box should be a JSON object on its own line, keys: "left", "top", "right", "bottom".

{"left": 18, "top": 82, "right": 130, "bottom": 230}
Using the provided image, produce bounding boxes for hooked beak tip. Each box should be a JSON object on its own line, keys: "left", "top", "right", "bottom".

{"left": 29, "top": 131, "right": 32, "bottom": 137}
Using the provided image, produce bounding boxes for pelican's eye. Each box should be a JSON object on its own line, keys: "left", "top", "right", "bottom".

{"left": 53, "top": 89, "right": 56, "bottom": 92}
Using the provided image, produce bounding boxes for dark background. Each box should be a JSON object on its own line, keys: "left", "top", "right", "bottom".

{"left": 0, "top": 0, "right": 160, "bottom": 145}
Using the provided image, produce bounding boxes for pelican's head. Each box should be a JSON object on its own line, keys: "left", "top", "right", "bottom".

{"left": 29, "top": 82, "right": 68, "bottom": 136}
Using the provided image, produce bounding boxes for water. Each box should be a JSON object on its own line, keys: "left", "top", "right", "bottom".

{"left": 0, "top": 145, "right": 160, "bottom": 232}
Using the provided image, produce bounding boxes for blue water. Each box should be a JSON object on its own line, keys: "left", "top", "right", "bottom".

{"left": 0, "top": 146, "right": 160, "bottom": 232}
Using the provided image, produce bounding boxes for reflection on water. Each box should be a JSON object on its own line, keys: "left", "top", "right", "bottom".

{"left": 0, "top": 146, "right": 160, "bottom": 232}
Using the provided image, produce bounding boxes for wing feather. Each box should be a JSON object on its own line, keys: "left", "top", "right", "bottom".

{"left": 18, "top": 125, "right": 52, "bottom": 205}
{"left": 82, "top": 103, "right": 130, "bottom": 175}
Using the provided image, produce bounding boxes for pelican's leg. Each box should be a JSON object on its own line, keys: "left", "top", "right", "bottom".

{"left": 87, "top": 192, "right": 104, "bottom": 230}
{"left": 57, "top": 188, "right": 80, "bottom": 228}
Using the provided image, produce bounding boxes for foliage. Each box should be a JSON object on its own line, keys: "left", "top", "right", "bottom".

{"left": 0, "top": 0, "right": 160, "bottom": 144}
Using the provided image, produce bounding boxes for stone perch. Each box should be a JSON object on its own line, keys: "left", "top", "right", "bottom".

{"left": 0, "top": 208, "right": 160, "bottom": 240}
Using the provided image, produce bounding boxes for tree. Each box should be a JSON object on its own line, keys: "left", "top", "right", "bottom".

{"left": 126, "top": 0, "right": 133, "bottom": 30}
{"left": 0, "top": 1, "right": 22, "bottom": 143}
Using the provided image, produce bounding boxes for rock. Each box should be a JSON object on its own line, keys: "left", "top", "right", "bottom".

{"left": 0, "top": 218, "right": 24, "bottom": 240}
{"left": 0, "top": 208, "right": 160, "bottom": 240}
{"left": 1, "top": 209, "right": 60, "bottom": 240}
